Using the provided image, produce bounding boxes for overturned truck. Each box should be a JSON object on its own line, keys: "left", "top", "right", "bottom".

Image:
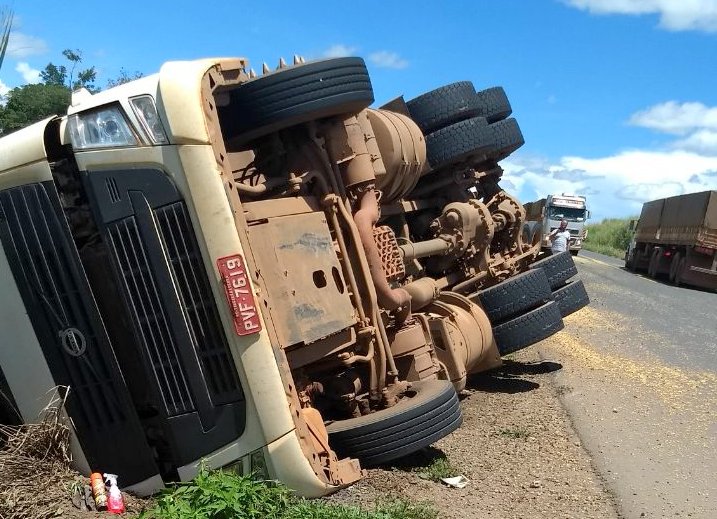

{"left": 0, "top": 56, "right": 584, "bottom": 496}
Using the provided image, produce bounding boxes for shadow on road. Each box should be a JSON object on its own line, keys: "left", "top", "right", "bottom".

{"left": 621, "top": 266, "right": 717, "bottom": 294}
{"left": 501, "top": 359, "right": 563, "bottom": 375}
{"left": 381, "top": 446, "right": 448, "bottom": 473}
{"left": 466, "top": 359, "right": 563, "bottom": 394}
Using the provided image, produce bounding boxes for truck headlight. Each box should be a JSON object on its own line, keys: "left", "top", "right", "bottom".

{"left": 130, "top": 95, "right": 168, "bottom": 144}
{"left": 69, "top": 105, "right": 138, "bottom": 150}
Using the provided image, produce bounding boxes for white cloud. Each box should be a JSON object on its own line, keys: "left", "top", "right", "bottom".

{"left": 673, "top": 130, "right": 717, "bottom": 155}
{"left": 502, "top": 149, "right": 717, "bottom": 221}
{"left": 323, "top": 44, "right": 358, "bottom": 58}
{"left": 15, "top": 62, "right": 41, "bottom": 84}
{"left": 564, "top": 0, "right": 717, "bottom": 32}
{"left": 627, "top": 101, "right": 717, "bottom": 155}
{"left": 368, "top": 51, "right": 409, "bottom": 69}
{"left": 6, "top": 32, "right": 48, "bottom": 58}
{"left": 0, "top": 80, "right": 9, "bottom": 107}
{"left": 629, "top": 101, "right": 717, "bottom": 135}
{"left": 562, "top": 149, "right": 717, "bottom": 184}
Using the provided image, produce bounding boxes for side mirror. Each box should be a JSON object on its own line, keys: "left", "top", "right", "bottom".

{"left": 586, "top": 210, "right": 591, "bottom": 219}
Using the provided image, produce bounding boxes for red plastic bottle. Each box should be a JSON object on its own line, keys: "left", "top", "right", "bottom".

{"left": 104, "top": 473, "right": 125, "bottom": 514}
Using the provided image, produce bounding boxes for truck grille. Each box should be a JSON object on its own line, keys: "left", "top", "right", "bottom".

{"left": 107, "top": 217, "right": 195, "bottom": 416}
{"left": 154, "top": 202, "right": 242, "bottom": 406}
{"left": 82, "top": 167, "right": 247, "bottom": 461}
{"left": 0, "top": 184, "right": 126, "bottom": 427}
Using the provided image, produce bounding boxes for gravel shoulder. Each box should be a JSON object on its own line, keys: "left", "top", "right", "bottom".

{"left": 330, "top": 347, "right": 618, "bottom": 519}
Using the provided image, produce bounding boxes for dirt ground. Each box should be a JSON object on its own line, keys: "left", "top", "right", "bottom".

{"left": 330, "top": 346, "right": 619, "bottom": 519}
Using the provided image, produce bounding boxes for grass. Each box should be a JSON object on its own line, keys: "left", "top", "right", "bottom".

{"left": 136, "top": 465, "right": 436, "bottom": 519}
{"left": 498, "top": 427, "right": 531, "bottom": 439}
{"left": 413, "top": 456, "right": 461, "bottom": 482}
{"left": 288, "top": 499, "right": 437, "bottom": 519}
{"left": 582, "top": 217, "right": 636, "bottom": 259}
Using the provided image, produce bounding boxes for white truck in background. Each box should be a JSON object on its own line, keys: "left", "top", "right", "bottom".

{"left": 523, "top": 194, "right": 590, "bottom": 255}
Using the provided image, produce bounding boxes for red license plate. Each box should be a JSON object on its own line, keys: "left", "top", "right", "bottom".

{"left": 217, "top": 254, "right": 262, "bottom": 336}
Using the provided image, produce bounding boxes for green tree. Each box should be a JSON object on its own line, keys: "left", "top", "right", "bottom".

{"left": 39, "top": 62, "right": 66, "bottom": 86}
{"left": 0, "top": 83, "right": 70, "bottom": 135}
{"left": 0, "top": 47, "right": 101, "bottom": 135}
{"left": 39, "top": 48, "right": 97, "bottom": 91}
{"left": 106, "top": 68, "right": 143, "bottom": 88}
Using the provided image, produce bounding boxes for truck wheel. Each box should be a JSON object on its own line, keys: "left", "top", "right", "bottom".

{"left": 425, "top": 116, "right": 492, "bottom": 169}
{"left": 406, "top": 81, "right": 480, "bottom": 134}
{"left": 529, "top": 222, "right": 543, "bottom": 247}
{"left": 669, "top": 252, "right": 681, "bottom": 284}
{"left": 530, "top": 251, "right": 578, "bottom": 290}
{"left": 219, "top": 57, "right": 374, "bottom": 146}
{"left": 326, "top": 380, "right": 461, "bottom": 466}
{"left": 522, "top": 222, "right": 542, "bottom": 247}
{"left": 470, "top": 269, "right": 552, "bottom": 324}
{"left": 551, "top": 280, "right": 590, "bottom": 317}
{"left": 475, "top": 86, "right": 512, "bottom": 123}
{"left": 648, "top": 248, "right": 663, "bottom": 278}
{"left": 485, "top": 118, "right": 524, "bottom": 162}
{"left": 492, "top": 301, "right": 564, "bottom": 355}
{"left": 522, "top": 223, "right": 532, "bottom": 245}
{"left": 570, "top": 250, "right": 579, "bottom": 256}
{"left": 625, "top": 253, "right": 635, "bottom": 271}
{"left": 671, "top": 253, "right": 685, "bottom": 286}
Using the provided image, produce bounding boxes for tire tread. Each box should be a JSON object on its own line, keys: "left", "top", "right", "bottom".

{"left": 530, "top": 251, "right": 578, "bottom": 289}
{"left": 552, "top": 280, "right": 590, "bottom": 317}
{"left": 493, "top": 301, "right": 564, "bottom": 355}
{"left": 406, "top": 81, "right": 480, "bottom": 133}
{"left": 471, "top": 269, "right": 552, "bottom": 324}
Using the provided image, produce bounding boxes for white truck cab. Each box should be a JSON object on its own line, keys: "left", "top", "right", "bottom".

{"left": 524, "top": 194, "right": 590, "bottom": 255}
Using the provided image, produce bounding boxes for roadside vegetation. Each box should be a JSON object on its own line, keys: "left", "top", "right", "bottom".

{"left": 583, "top": 217, "right": 635, "bottom": 258}
{"left": 137, "top": 465, "right": 436, "bottom": 519}
{"left": 413, "top": 455, "right": 461, "bottom": 482}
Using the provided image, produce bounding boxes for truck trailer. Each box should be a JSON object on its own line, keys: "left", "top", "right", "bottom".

{"left": 0, "top": 56, "right": 583, "bottom": 496}
{"left": 625, "top": 190, "right": 717, "bottom": 290}
{"left": 523, "top": 194, "right": 590, "bottom": 255}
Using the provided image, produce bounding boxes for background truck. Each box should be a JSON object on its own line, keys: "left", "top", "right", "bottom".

{"left": 523, "top": 194, "right": 590, "bottom": 255}
{"left": 0, "top": 56, "right": 584, "bottom": 497}
{"left": 624, "top": 190, "right": 717, "bottom": 290}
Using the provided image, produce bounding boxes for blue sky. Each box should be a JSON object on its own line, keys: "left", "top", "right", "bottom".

{"left": 2, "top": 0, "right": 717, "bottom": 220}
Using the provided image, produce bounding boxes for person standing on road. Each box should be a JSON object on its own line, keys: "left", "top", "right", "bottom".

{"left": 549, "top": 219, "right": 572, "bottom": 254}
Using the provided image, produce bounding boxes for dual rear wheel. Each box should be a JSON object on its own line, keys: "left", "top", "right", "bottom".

{"left": 406, "top": 82, "right": 524, "bottom": 170}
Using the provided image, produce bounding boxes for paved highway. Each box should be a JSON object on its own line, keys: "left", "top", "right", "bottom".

{"left": 539, "top": 250, "right": 717, "bottom": 518}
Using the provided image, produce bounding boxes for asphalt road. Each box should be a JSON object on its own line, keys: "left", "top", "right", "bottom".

{"left": 538, "top": 249, "right": 717, "bottom": 518}
{"left": 575, "top": 250, "right": 716, "bottom": 371}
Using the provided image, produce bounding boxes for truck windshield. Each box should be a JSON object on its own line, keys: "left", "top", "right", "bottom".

{"left": 548, "top": 206, "right": 586, "bottom": 221}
